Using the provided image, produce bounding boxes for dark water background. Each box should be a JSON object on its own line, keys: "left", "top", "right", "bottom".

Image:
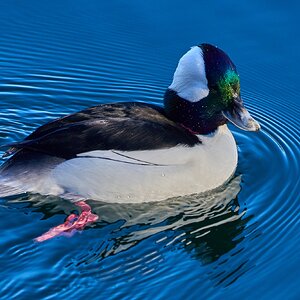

{"left": 0, "top": 0, "right": 299, "bottom": 299}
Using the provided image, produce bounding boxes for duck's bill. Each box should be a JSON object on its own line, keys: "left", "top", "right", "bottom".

{"left": 222, "top": 99, "right": 260, "bottom": 131}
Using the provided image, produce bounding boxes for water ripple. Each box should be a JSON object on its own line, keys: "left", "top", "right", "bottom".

{"left": 0, "top": 0, "right": 300, "bottom": 299}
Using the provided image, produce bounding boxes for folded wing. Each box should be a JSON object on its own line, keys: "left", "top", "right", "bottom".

{"left": 2, "top": 102, "right": 200, "bottom": 159}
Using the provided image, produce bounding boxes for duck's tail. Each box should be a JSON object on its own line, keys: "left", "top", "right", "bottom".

{"left": 0, "top": 178, "right": 25, "bottom": 198}
{"left": 0, "top": 147, "right": 24, "bottom": 197}
{"left": 0, "top": 149, "right": 66, "bottom": 199}
{"left": 0, "top": 145, "right": 40, "bottom": 198}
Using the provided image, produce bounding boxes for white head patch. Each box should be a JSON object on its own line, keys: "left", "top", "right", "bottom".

{"left": 169, "top": 46, "right": 209, "bottom": 102}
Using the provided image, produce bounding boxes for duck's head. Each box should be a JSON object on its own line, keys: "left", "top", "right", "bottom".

{"left": 164, "top": 43, "right": 260, "bottom": 134}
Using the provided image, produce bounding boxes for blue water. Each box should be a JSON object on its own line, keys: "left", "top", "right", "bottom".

{"left": 0, "top": 0, "right": 299, "bottom": 299}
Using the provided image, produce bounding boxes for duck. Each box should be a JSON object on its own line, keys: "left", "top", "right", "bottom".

{"left": 0, "top": 43, "right": 260, "bottom": 241}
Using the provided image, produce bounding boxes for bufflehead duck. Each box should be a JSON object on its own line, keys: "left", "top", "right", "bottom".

{"left": 0, "top": 43, "right": 260, "bottom": 241}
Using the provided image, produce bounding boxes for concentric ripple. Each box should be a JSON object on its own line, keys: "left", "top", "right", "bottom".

{"left": 0, "top": 0, "right": 300, "bottom": 299}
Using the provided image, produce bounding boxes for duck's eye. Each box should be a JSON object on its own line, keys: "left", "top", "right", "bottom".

{"left": 232, "top": 82, "right": 240, "bottom": 93}
{"left": 211, "top": 85, "right": 219, "bottom": 91}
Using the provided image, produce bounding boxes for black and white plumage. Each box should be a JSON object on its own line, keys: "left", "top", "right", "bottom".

{"left": 0, "top": 44, "right": 260, "bottom": 203}
{"left": 3, "top": 103, "right": 200, "bottom": 159}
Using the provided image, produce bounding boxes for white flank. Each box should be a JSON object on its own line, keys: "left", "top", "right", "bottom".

{"left": 169, "top": 46, "right": 209, "bottom": 102}
{"left": 49, "top": 125, "right": 237, "bottom": 203}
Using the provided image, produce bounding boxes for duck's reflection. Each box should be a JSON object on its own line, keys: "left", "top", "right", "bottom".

{"left": 7, "top": 175, "right": 252, "bottom": 286}
{"left": 91, "top": 175, "right": 250, "bottom": 263}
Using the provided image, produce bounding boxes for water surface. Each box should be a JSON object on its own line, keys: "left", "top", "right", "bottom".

{"left": 0, "top": 1, "right": 299, "bottom": 299}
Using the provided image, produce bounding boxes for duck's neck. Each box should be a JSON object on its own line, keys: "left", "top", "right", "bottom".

{"left": 163, "top": 88, "right": 227, "bottom": 135}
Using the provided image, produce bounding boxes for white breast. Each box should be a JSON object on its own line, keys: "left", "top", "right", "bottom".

{"left": 49, "top": 125, "right": 237, "bottom": 203}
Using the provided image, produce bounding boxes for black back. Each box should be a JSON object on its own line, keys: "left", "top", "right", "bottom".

{"left": 4, "top": 102, "right": 200, "bottom": 159}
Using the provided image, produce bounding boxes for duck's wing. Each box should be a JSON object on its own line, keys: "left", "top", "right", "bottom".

{"left": 2, "top": 103, "right": 200, "bottom": 159}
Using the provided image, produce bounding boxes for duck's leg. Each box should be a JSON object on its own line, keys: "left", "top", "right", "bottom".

{"left": 34, "top": 201, "right": 99, "bottom": 242}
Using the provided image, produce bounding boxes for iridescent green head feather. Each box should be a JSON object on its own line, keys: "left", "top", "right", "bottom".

{"left": 199, "top": 44, "right": 241, "bottom": 109}
{"left": 218, "top": 70, "right": 240, "bottom": 105}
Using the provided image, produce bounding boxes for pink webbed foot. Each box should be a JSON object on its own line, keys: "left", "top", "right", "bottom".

{"left": 34, "top": 201, "right": 99, "bottom": 242}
